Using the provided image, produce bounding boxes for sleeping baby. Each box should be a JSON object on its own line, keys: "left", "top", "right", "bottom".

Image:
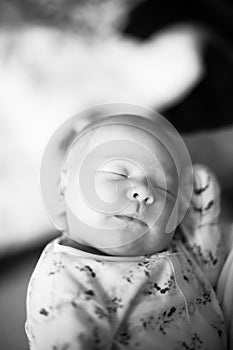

{"left": 26, "top": 106, "right": 227, "bottom": 350}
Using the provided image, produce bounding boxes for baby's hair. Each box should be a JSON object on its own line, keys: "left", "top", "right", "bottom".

{"left": 59, "top": 109, "right": 104, "bottom": 152}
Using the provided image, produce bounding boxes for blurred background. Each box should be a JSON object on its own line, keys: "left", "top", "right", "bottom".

{"left": 0, "top": 0, "right": 233, "bottom": 349}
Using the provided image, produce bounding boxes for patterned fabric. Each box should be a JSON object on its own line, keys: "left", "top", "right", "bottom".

{"left": 25, "top": 237, "right": 226, "bottom": 350}
{"left": 25, "top": 165, "right": 227, "bottom": 349}
{"left": 217, "top": 231, "right": 233, "bottom": 347}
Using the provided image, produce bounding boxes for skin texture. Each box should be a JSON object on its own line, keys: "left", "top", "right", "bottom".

{"left": 62, "top": 116, "right": 179, "bottom": 256}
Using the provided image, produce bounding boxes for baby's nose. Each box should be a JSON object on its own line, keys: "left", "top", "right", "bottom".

{"left": 127, "top": 183, "right": 154, "bottom": 205}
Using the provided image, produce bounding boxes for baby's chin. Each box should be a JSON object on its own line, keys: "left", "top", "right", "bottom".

{"left": 96, "top": 237, "right": 172, "bottom": 257}
{"left": 98, "top": 246, "right": 162, "bottom": 257}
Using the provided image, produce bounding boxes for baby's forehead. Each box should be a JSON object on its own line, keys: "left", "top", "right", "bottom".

{"left": 87, "top": 118, "right": 160, "bottom": 149}
{"left": 69, "top": 118, "right": 176, "bottom": 175}
{"left": 89, "top": 121, "right": 172, "bottom": 160}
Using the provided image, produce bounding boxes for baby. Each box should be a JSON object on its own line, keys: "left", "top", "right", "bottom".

{"left": 26, "top": 107, "right": 227, "bottom": 350}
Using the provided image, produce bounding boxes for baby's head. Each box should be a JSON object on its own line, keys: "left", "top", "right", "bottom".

{"left": 60, "top": 113, "right": 189, "bottom": 256}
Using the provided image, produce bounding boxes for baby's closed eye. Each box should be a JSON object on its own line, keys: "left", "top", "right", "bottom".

{"left": 96, "top": 170, "right": 129, "bottom": 181}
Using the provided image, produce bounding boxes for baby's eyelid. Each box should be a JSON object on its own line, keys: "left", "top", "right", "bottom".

{"left": 151, "top": 183, "right": 175, "bottom": 198}
{"left": 159, "top": 187, "right": 176, "bottom": 198}
{"left": 97, "top": 170, "right": 128, "bottom": 178}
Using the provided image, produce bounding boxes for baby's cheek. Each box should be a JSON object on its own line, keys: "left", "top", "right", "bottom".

{"left": 152, "top": 190, "right": 172, "bottom": 215}
{"left": 95, "top": 181, "right": 118, "bottom": 203}
{"left": 156, "top": 196, "right": 176, "bottom": 226}
{"left": 95, "top": 180, "right": 129, "bottom": 208}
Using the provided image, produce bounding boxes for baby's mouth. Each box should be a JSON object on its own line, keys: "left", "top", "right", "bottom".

{"left": 114, "top": 214, "right": 147, "bottom": 226}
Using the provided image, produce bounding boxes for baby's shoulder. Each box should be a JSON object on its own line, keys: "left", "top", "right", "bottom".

{"left": 30, "top": 238, "right": 86, "bottom": 282}
{"left": 27, "top": 239, "right": 99, "bottom": 302}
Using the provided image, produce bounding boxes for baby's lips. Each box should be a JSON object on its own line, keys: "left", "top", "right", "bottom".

{"left": 114, "top": 214, "right": 147, "bottom": 227}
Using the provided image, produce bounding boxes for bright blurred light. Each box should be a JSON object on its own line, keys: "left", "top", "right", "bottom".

{"left": 0, "top": 23, "right": 203, "bottom": 253}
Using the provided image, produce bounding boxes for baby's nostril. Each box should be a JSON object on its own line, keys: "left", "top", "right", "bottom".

{"left": 133, "top": 193, "right": 138, "bottom": 199}
{"left": 145, "top": 196, "right": 153, "bottom": 205}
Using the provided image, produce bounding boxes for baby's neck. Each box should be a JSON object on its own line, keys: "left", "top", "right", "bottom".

{"left": 61, "top": 236, "right": 109, "bottom": 256}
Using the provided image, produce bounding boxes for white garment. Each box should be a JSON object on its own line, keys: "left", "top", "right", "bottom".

{"left": 26, "top": 164, "right": 227, "bottom": 349}
{"left": 217, "top": 224, "right": 233, "bottom": 348}
{"left": 26, "top": 235, "right": 227, "bottom": 350}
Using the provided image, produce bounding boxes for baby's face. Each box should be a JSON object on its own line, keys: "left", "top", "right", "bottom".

{"left": 63, "top": 118, "right": 178, "bottom": 256}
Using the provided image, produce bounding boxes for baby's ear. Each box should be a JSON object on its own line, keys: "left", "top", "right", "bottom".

{"left": 50, "top": 169, "right": 67, "bottom": 232}
{"left": 60, "top": 168, "right": 68, "bottom": 196}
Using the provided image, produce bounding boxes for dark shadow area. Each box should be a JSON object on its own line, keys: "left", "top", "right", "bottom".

{"left": 163, "top": 41, "right": 233, "bottom": 133}
{"left": 123, "top": 0, "right": 233, "bottom": 133}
